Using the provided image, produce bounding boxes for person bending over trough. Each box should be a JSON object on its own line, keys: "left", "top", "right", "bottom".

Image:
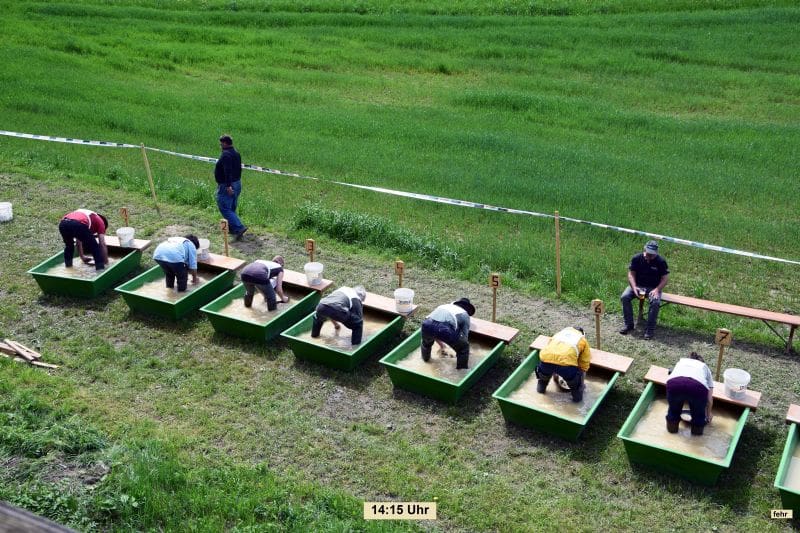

{"left": 665, "top": 351, "right": 714, "bottom": 436}
{"left": 152, "top": 235, "right": 200, "bottom": 292}
{"left": 311, "top": 286, "right": 367, "bottom": 345}
{"left": 535, "top": 326, "right": 591, "bottom": 402}
{"left": 240, "top": 256, "right": 288, "bottom": 311}
{"left": 420, "top": 298, "right": 476, "bottom": 370}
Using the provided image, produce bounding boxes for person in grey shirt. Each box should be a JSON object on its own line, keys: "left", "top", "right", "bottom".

{"left": 420, "top": 298, "right": 475, "bottom": 370}
{"left": 311, "top": 286, "right": 367, "bottom": 345}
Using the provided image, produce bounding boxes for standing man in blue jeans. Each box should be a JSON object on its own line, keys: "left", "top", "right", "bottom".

{"left": 619, "top": 240, "right": 669, "bottom": 340}
{"left": 215, "top": 134, "right": 247, "bottom": 241}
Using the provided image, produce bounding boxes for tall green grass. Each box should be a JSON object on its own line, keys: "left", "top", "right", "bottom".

{"left": 1, "top": 0, "right": 797, "bottom": 323}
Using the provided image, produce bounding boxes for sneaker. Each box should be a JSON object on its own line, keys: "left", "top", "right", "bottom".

{"left": 618, "top": 326, "right": 634, "bottom": 335}
{"left": 235, "top": 227, "right": 248, "bottom": 242}
{"left": 666, "top": 420, "right": 679, "bottom": 433}
{"left": 644, "top": 332, "right": 654, "bottom": 340}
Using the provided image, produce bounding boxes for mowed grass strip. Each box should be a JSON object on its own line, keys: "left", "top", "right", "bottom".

{"left": 0, "top": 1, "right": 797, "bottom": 340}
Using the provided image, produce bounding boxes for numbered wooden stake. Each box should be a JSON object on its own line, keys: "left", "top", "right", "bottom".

{"left": 590, "top": 299, "right": 605, "bottom": 350}
{"left": 395, "top": 260, "right": 405, "bottom": 288}
{"left": 220, "top": 219, "right": 229, "bottom": 257}
{"left": 714, "top": 328, "right": 732, "bottom": 381}
{"left": 490, "top": 273, "right": 501, "bottom": 322}
{"left": 554, "top": 210, "right": 561, "bottom": 298}
{"left": 119, "top": 207, "right": 129, "bottom": 227}
{"left": 305, "top": 238, "right": 316, "bottom": 262}
{"left": 140, "top": 144, "right": 161, "bottom": 215}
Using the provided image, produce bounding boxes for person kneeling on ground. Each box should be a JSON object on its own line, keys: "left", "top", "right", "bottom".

{"left": 665, "top": 352, "right": 713, "bottom": 436}
{"left": 535, "top": 326, "right": 591, "bottom": 402}
{"left": 241, "top": 256, "right": 288, "bottom": 311}
{"left": 58, "top": 208, "right": 109, "bottom": 271}
{"left": 311, "top": 286, "right": 367, "bottom": 345}
{"left": 420, "top": 298, "right": 476, "bottom": 370}
{"left": 152, "top": 235, "right": 200, "bottom": 292}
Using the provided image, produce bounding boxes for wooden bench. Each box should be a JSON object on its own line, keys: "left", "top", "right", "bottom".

{"left": 530, "top": 334, "right": 633, "bottom": 374}
{"left": 470, "top": 317, "right": 519, "bottom": 344}
{"left": 197, "top": 253, "right": 245, "bottom": 271}
{"left": 787, "top": 404, "right": 800, "bottom": 425}
{"left": 282, "top": 268, "right": 333, "bottom": 293}
{"left": 644, "top": 365, "right": 761, "bottom": 410}
{"left": 657, "top": 292, "right": 799, "bottom": 354}
{"left": 363, "top": 292, "right": 418, "bottom": 317}
{"left": 104, "top": 235, "right": 152, "bottom": 251}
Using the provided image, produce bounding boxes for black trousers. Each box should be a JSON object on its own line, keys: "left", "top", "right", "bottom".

{"left": 58, "top": 218, "right": 103, "bottom": 270}
{"left": 156, "top": 259, "right": 189, "bottom": 291}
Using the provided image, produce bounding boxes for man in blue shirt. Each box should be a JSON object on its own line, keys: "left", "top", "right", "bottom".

{"left": 619, "top": 240, "right": 669, "bottom": 340}
{"left": 153, "top": 235, "right": 200, "bottom": 292}
{"left": 215, "top": 135, "right": 247, "bottom": 241}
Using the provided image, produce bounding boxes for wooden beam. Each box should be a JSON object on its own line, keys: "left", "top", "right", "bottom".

{"left": 104, "top": 235, "right": 152, "bottom": 251}
{"left": 529, "top": 334, "right": 633, "bottom": 374}
{"left": 3, "top": 339, "right": 37, "bottom": 361}
{"left": 787, "top": 404, "right": 800, "bottom": 425}
{"left": 470, "top": 317, "right": 519, "bottom": 344}
{"left": 644, "top": 365, "right": 761, "bottom": 410}
{"left": 282, "top": 269, "right": 333, "bottom": 293}
{"left": 1, "top": 353, "right": 59, "bottom": 369}
{"left": 363, "top": 292, "right": 417, "bottom": 317}
{"left": 198, "top": 253, "right": 246, "bottom": 271}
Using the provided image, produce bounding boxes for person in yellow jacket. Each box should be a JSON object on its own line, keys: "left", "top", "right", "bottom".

{"left": 535, "top": 326, "right": 591, "bottom": 402}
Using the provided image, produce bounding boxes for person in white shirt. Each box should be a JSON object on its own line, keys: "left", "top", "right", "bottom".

{"left": 420, "top": 298, "right": 475, "bottom": 370}
{"left": 311, "top": 286, "right": 367, "bottom": 345}
{"left": 666, "top": 352, "right": 714, "bottom": 435}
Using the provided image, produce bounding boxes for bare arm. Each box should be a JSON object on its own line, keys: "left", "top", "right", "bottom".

{"left": 275, "top": 271, "right": 288, "bottom": 302}
{"left": 652, "top": 274, "right": 669, "bottom": 298}
{"left": 706, "top": 387, "right": 714, "bottom": 423}
{"left": 627, "top": 270, "right": 638, "bottom": 292}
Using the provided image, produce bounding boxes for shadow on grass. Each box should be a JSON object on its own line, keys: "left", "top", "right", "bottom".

{"left": 121, "top": 309, "right": 207, "bottom": 333}
{"left": 208, "top": 330, "right": 285, "bottom": 361}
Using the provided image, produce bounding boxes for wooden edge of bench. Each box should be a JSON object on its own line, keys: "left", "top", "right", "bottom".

{"left": 104, "top": 235, "right": 152, "bottom": 252}
{"left": 282, "top": 269, "right": 334, "bottom": 293}
{"left": 363, "top": 292, "right": 417, "bottom": 317}
{"left": 529, "top": 335, "right": 633, "bottom": 374}
{"left": 469, "top": 317, "right": 519, "bottom": 344}
{"left": 644, "top": 365, "right": 761, "bottom": 410}
{"left": 787, "top": 404, "right": 800, "bottom": 425}
{"left": 661, "top": 292, "right": 800, "bottom": 326}
{"left": 198, "top": 253, "right": 246, "bottom": 271}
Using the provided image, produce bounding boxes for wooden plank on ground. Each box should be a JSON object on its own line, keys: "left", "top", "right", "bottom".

{"left": 363, "top": 292, "right": 417, "bottom": 317}
{"left": 1, "top": 353, "right": 59, "bottom": 369}
{"left": 529, "top": 334, "right": 633, "bottom": 374}
{"left": 282, "top": 268, "right": 334, "bottom": 293}
{"left": 3, "top": 339, "right": 36, "bottom": 361}
{"left": 470, "top": 317, "right": 519, "bottom": 344}
{"left": 104, "top": 235, "right": 152, "bottom": 251}
{"left": 0, "top": 341, "right": 17, "bottom": 355}
{"left": 644, "top": 365, "right": 761, "bottom": 410}
{"left": 787, "top": 404, "right": 800, "bottom": 425}
{"left": 661, "top": 292, "right": 800, "bottom": 326}
{"left": 198, "top": 253, "right": 246, "bottom": 271}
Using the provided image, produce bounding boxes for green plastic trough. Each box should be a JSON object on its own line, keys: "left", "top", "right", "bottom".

{"left": 281, "top": 310, "right": 404, "bottom": 371}
{"left": 115, "top": 264, "right": 235, "bottom": 320}
{"left": 28, "top": 246, "right": 145, "bottom": 298}
{"left": 200, "top": 283, "right": 321, "bottom": 342}
{"left": 774, "top": 406, "right": 800, "bottom": 513}
{"left": 492, "top": 349, "right": 620, "bottom": 441}
{"left": 380, "top": 329, "right": 506, "bottom": 404}
{"left": 618, "top": 381, "right": 749, "bottom": 485}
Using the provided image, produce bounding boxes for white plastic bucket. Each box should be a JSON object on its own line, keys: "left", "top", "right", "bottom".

{"left": 0, "top": 202, "right": 12, "bottom": 222}
{"left": 304, "top": 262, "right": 324, "bottom": 285}
{"left": 116, "top": 227, "right": 135, "bottom": 247}
{"left": 198, "top": 238, "right": 210, "bottom": 260}
{"left": 394, "top": 288, "right": 415, "bottom": 313}
{"left": 723, "top": 368, "right": 751, "bottom": 399}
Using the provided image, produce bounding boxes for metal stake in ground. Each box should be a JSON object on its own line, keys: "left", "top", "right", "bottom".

{"left": 555, "top": 210, "right": 561, "bottom": 298}
{"left": 395, "top": 260, "right": 405, "bottom": 288}
{"left": 714, "top": 328, "right": 732, "bottom": 381}
{"left": 139, "top": 144, "right": 161, "bottom": 215}
{"left": 119, "top": 207, "right": 129, "bottom": 227}
{"left": 305, "top": 238, "right": 316, "bottom": 262}
{"left": 220, "top": 219, "right": 229, "bottom": 257}
{"left": 591, "top": 299, "right": 605, "bottom": 350}
{"left": 490, "top": 273, "right": 500, "bottom": 322}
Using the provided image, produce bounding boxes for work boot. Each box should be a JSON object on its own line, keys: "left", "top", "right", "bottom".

{"left": 619, "top": 326, "right": 634, "bottom": 335}
{"left": 691, "top": 425, "right": 704, "bottom": 436}
{"left": 536, "top": 379, "right": 549, "bottom": 394}
{"left": 666, "top": 420, "right": 679, "bottom": 433}
{"left": 244, "top": 291, "right": 254, "bottom": 308}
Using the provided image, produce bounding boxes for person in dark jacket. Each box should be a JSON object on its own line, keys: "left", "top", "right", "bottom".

{"left": 619, "top": 240, "right": 669, "bottom": 340}
{"left": 215, "top": 134, "right": 247, "bottom": 240}
{"left": 311, "top": 286, "right": 367, "bottom": 345}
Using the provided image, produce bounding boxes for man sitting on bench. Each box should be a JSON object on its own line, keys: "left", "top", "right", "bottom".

{"left": 619, "top": 240, "right": 669, "bottom": 340}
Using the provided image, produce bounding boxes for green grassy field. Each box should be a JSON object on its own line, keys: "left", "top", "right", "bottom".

{"left": 1, "top": 1, "right": 799, "bottom": 530}
{"left": 1, "top": 0, "right": 797, "bottom": 342}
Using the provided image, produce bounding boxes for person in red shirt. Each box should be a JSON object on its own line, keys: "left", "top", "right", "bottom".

{"left": 59, "top": 209, "right": 109, "bottom": 271}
